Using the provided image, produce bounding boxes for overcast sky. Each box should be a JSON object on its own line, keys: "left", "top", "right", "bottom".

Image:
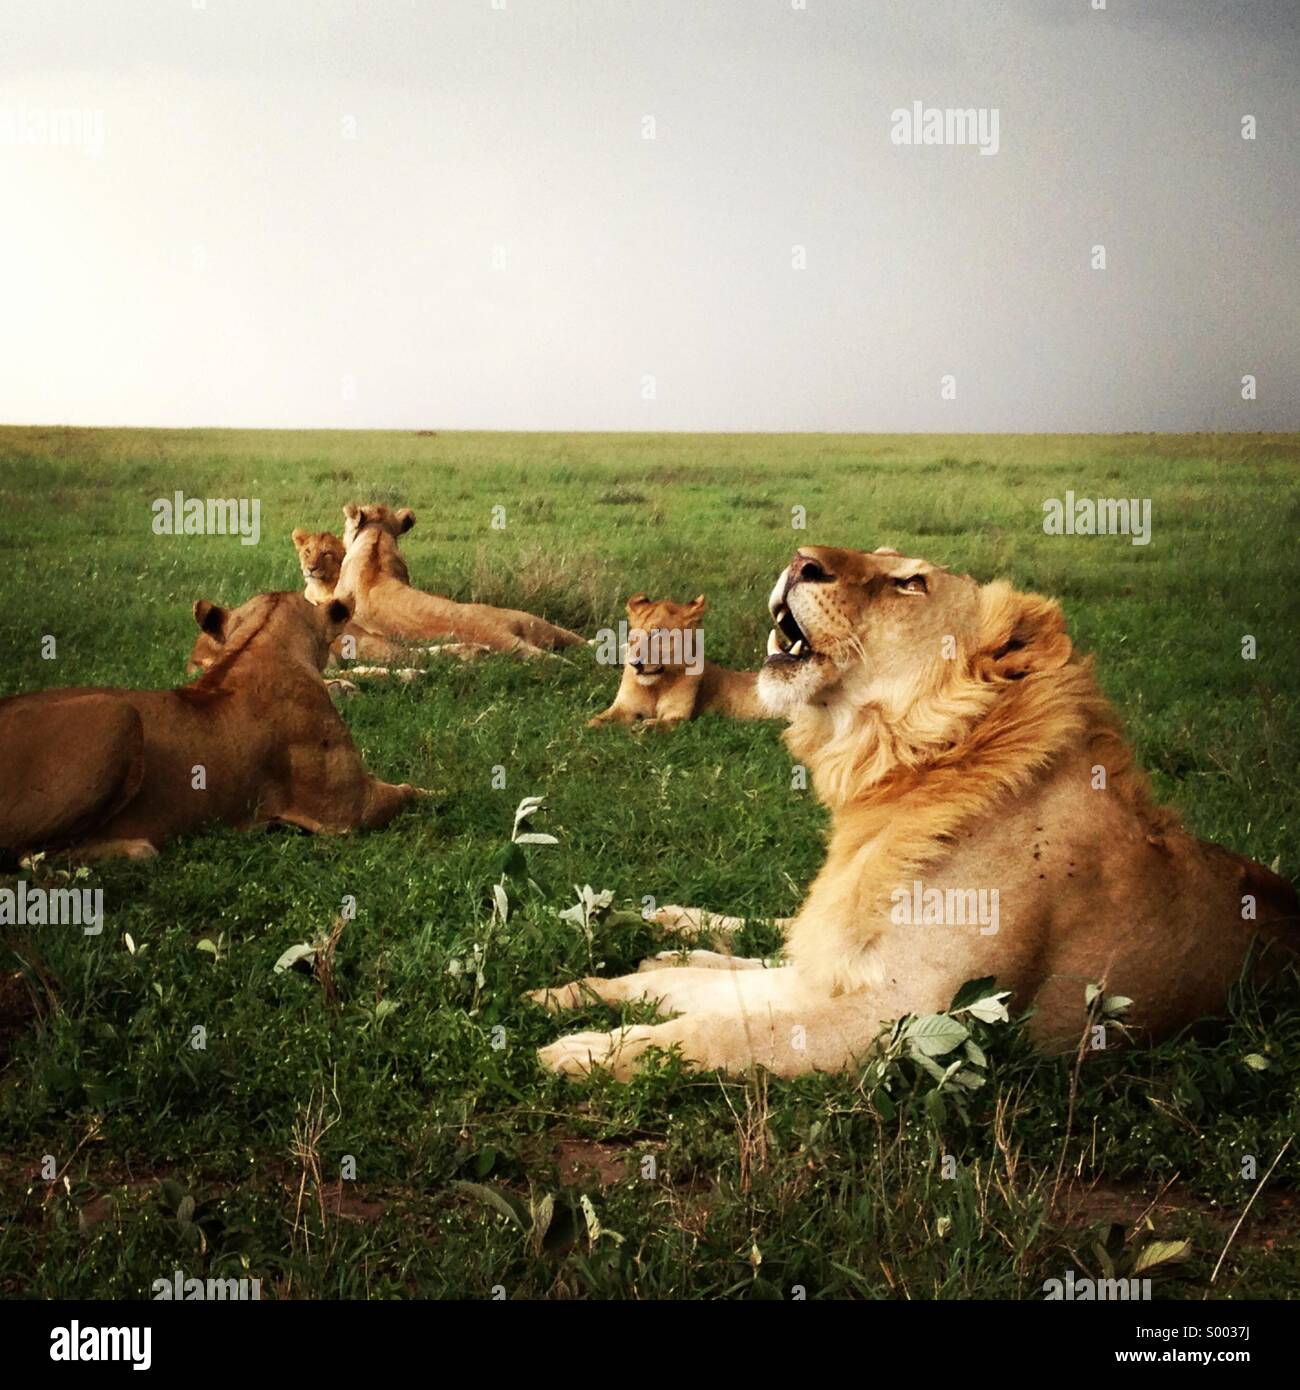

{"left": 1, "top": 0, "right": 1296, "bottom": 431}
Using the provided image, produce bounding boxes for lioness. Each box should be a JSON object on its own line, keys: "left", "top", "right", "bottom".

{"left": 335, "top": 503, "right": 585, "bottom": 656}
{"left": 1, "top": 592, "right": 420, "bottom": 861}
{"left": 287, "top": 527, "right": 476, "bottom": 670}
{"left": 292, "top": 528, "right": 349, "bottom": 605}
{"left": 533, "top": 546, "right": 1297, "bottom": 1078}
{"left": 588, "top": 593, "right": 767, "bottom": 727}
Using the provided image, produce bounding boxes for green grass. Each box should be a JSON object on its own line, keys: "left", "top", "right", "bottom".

{"left": 1, "top": 426, "right": 1297, "bottom": 1299}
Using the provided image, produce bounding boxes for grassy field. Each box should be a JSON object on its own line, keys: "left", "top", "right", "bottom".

{"left": 0, "top": 426, "right": 1297, "bottom": 1300}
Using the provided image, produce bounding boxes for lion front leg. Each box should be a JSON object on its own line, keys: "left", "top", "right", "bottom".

{"left": 529, "top": 962, "right": 799, "bottom": 1017}
{"left": 537, "top": 988, "right": 885, "bottom": 1080}
{"left": 356, "top": 778, "right": 420, "bottom": 829}
{"left": 270, "top": 734, "right": 423, "bottom": 835}
{"left": 538, "top": 1022, "right": 678, "bottom": 1080}
{"left": 637, "top": 948, "right": 768, "bottom": 971}
{"left": 71, "top": 837, "right": 161, "bottom": 862}
{"left": 528, "top": 963, "right": 740, "bottom": 1013}
{"left": 651, "top": 904, "right": 796, "bottom": 943}
{"left": 587, "top": 703, "right": 633, "bottom": 728}
{"left": 644, "top": 684, "right": 698, "bottom": 728}
{"left": 532, "top": 965, "right": 886, "bottom": 1079}
{"left": 588, "top": 667, "right": 654, "bottom": 727}
{"left": 652, "top": 904, "right": 746, "bottom": 936}
{"left": 537, "top": 1014, "right": 789, "bottom": 1080}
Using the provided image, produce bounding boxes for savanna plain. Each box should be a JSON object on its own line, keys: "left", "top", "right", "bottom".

{"left": 0, "top": 427, "right": 1296, "bottom": 1299}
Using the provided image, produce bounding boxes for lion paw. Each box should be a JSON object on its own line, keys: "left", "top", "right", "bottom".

{"left": 538, "top": 1026, "right": 655, "bottom": 1079}
{"left": 652, "top": 904, "right": 712, "bottom": 933}
{"left": 638, "top": 948, "right": 765, "bottom": 971}
{"left": 76, "top": 838, "right": 161, "bottom": 862}
{"left": 525, "top": 979, "right": 600, "bottom": 1012}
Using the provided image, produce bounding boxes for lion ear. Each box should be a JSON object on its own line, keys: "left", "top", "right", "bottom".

{"left": 325, "top": 597, "right": 354, "bottom": 628}
{"left": 688, "top": 593, "right": 707, "bottom": 615}
{"left": 626, "top": 592, "right": 649, "bottom": 614}
{"left": 395, "top": 508, "right": 415, "bottom": 534}
{"left": 193, "top": 599, "right": 226, "bottom": 638}
{"left": 291, "top": 528, "right": 307, "bottom": 545}
{"left": 977, "top": 584, "right": 1072, "bottom": 681}
{"left": 343, "top": 503, "right": 360, "bottom": 523}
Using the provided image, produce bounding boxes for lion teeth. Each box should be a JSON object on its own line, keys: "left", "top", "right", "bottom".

{"left": 767, "top": 629, "right": 782, "bottom": 656}
{"left": 790, "top": 639, "right": 804, "bottom": 657}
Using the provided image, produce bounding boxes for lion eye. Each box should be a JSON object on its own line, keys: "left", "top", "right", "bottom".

{"left": 893, "top": 575, "right": 928, "bottom": 594}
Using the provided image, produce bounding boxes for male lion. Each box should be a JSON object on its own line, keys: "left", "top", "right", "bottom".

{"left": 588, "top": 593, "right": 767, "bottom": 727}
{"left": 532, "top": 546, "right": 1297, "bottom": 1078}
{"left": 0, "top": 592, "right": 420, "bottom": 861}
{"left": 335, "top": 503, "right": 585, "bottom": 657}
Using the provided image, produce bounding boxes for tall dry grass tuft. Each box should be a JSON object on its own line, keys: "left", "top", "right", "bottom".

{"left": 468, "top": 542, "right": 619, "bottom": 632}
{"left": 721, "top": 1071, "right": 770, "bottom": 1194}
{"left": 312, "top": 914, "right": 349, "bottom": 1009}
{"left": 288, "top": 1072, "right": 342, "bottom": 1280}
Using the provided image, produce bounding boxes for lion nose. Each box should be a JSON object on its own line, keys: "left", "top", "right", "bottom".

{"left": 790, "top": 553, "right": 829, "bottom": 583}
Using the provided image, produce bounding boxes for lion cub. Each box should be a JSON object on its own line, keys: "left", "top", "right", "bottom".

{"left": 588, "top": 593, "right": 767, "bottom": 728}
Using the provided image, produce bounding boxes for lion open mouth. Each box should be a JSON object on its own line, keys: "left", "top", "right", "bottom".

{"left": 766, "top": 600, "right": 814, "bottom": 663}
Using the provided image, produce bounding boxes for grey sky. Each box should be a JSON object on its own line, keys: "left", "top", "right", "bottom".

{"left": 1, "top": 0, "right": 1296, "bottom": 431}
